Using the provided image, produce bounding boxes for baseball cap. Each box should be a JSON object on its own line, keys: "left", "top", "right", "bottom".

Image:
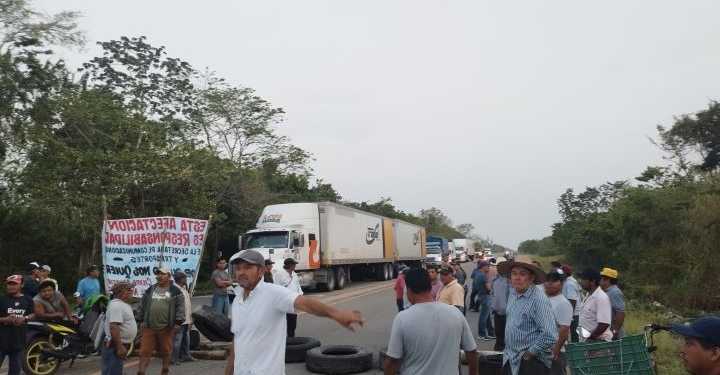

{"left": 173, "top": 270, "right": 187, "bottom": 278}
{"left": 477, "top": 261, "right": 490, "bottom": 268}
{"left": 5, "top": 275, "right": 22, "bottom": 284}
{"left": 546, "top": 270, "right": 566, "bottom": 282}
{"left": 229, "top": 250, "right": 265, "bottom": 266}
{"left": 154, "top": 266, "right": 171, "bottom": 275}
{"left": 439, "top": 266, "right": 454, "bottom": 275}
{"left": 28, "top": 262, "right": 41, "bottom": 271}
{"left": 283, "top": 258, "right": 299, "bottom": 267}
{"left": 264, "top": 259, "right": 275, "bottom": 266}
{"left": 600, "top": 267, "right": 619, "bottom": 279}
{"left": 41, "top": 264, "right": 52, "bottom": 272}
{"left": 671, "top": 316, "right": 720, "bottom": 347}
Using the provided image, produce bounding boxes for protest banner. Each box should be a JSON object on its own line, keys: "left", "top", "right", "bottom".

{"left": 101, "top": 216, "right": 210, "bottom": 297}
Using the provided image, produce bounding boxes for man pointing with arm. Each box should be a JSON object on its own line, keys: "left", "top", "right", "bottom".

{"left": 224, "top": 250, "right": 364, "bottom": 375}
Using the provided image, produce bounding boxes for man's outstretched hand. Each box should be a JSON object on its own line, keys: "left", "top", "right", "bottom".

{"left": 332, "top": 309, "right": 364, "bottom": 331}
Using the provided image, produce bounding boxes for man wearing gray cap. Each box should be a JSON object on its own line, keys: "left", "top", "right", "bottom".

{"left": 225, "top": 250, "right": 364, "bottom": 375}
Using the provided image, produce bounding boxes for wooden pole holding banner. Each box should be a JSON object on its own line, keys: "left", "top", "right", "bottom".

{"left": 189, "top": 214, "right": 212, "bottom": 297}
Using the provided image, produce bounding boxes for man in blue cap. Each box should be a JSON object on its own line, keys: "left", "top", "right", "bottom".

{"left": 671, "top": 316, "right": 720, "bottom": 375}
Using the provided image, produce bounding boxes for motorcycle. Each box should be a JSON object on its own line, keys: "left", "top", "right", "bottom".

{"left": 23, "top": 294, "right": 133, "bottom": 375}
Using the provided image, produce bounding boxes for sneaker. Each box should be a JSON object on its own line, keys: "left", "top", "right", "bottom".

{"left": 482, "top": 336, "right": 494, "bottom": 341}
{"left": 487, "top": 334, "right": 496, "bottom": 339}
{"left": 181, "top": 356, "right": 196, "bottom": 362}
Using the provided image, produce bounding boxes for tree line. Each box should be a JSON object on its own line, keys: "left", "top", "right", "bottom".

{"left": 519, "top": 101, "right": 720, "bottom": 311}
{"left": 0, "top": 1, "right": 493, "bottom": 291}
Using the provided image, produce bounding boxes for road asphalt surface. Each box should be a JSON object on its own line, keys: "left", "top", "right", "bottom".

{"left": 1, "top": 262, "right": 497, "bottom": 375}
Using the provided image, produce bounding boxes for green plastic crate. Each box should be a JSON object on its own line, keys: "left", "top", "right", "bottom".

{"left": 567, "top": 335, "right": 654, "bottom": 375}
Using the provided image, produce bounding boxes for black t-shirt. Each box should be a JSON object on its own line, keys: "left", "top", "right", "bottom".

{"left": 0, "top": 294, "right": 34, "bottom": 351}
{"left": 22, "top": 275, "right": 39, "bottom": 298}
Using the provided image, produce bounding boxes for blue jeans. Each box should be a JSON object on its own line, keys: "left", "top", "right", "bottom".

{"left": 172, "top": 324, "right": 192, "bottom": 362}
{"left": 101, "top": 345, "right": 125, "bottom": 375}
{"left": 212, "top": 294, "right": 229, "bottom": 316}
{"left": 477, "top": 295, "right": 492, "bottom": 337}
{"left": 0, "top": 350, "right": 22, "bottom": 375}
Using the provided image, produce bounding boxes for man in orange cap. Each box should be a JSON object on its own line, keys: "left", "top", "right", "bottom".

{"left": 600, "top": 267, "right": 625, "bottom": 340}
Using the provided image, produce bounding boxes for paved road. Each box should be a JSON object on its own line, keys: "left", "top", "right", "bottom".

{"left": 2, "top": 262, "right": 496, "bottom": 375}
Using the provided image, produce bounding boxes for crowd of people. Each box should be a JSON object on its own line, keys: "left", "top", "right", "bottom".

{"left": 2, "top": 254, "right": 720, "bottom": 375}
{"left": 388, "top": 255, "right": 719, "bottom": 375}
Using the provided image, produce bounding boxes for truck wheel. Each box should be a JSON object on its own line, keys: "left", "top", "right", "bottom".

{"left": 286, "top": 337, "right": 321, "bottom": 363}
{"left": 321, "top": 268, "right": 336, "bottom": 291}
{"left": 385, "top": 263, "right": 393, "bottom": 280}
{"left": 335, "top": 267, "right": 347, "bottom": 290}
{"left": 374, "top": 264, "right": 385, "bottom": 281}
{"left": 306, "top": 345, "right": 373, "bottom": 374}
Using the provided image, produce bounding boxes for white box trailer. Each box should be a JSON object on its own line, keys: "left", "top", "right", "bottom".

{"left": 452, "top": 239, "right": 476, "bottom": 260}
{"left": 238, "top": 202, "right": 425, "bottom": 290}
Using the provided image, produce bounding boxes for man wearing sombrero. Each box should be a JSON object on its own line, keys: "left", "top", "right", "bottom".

{"left": 498, "top": 260, "right": 558, "bottom": 375}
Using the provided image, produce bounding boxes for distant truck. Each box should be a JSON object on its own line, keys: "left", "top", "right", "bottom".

{"left": 238, "top": 202, "right": 426, "bottom": 291}
{"left": 424, "top": 235, "right": 449, "bottom": 264}
{"left": 452, "top": 239, "right": 475, "bottom": 261}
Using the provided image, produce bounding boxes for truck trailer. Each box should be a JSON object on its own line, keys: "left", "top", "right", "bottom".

{"left": 452, "top": 238, "right": 476, "bottom": 261}
{"left": 238, "top": 202, "right": 426, "bottom": 290}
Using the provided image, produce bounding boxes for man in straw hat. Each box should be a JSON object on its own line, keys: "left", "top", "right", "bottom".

{"left": 497, "top": 260, "right": 558, "bottom": 375}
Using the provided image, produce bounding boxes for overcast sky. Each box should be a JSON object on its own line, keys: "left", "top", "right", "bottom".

{"left": 38, "top": 1, "right": 720, "bottom": 248}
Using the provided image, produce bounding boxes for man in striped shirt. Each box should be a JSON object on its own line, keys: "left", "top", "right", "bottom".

{"left": 498, "top": 261, "right": 558, "bottom": 375}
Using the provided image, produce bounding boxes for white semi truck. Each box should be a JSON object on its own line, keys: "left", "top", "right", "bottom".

{"left": 238, "top": 202, "right": 426, "bottom": 290}
{"left": 452, "top": 239, "right": 476, "bottom": 261}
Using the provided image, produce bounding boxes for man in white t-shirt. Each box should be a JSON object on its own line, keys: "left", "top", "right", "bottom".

{"left": 224, "top": 250, "right": 363, "bottom": 375}
{"left": 577, "top": 269, "right": 612, "bottom": 342}
{"left": 545, "top": 271, "right": 573, "bottom": 375}
{"left": 273, "top": 258, "right": 304, "bottom": 337}
{"left": 102, "top": 282, "right": 137, "bottom": 375}
{"left": 384, "top": 267, "right": 478, "bottom": 375}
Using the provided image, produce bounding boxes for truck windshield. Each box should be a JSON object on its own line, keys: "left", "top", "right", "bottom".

{"left": 244, "top": 231, "right": 289, "bottom": 249}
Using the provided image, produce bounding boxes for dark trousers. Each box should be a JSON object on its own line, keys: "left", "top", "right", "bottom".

{"left": 550, "top": 353, "right": 567, "bottom": 375}
{"left": 396, "top": 299, "right": 404, "bottom": 312}
{"left": 493, "top": 313, "right": 507, "bottom": 351}
{"left": 462, "top": 286, "right": 468, "bottom": 315}
{"left": 469, "top": 289, "right": 479, "bottom": 310}
{"left": 570, "top": 316, "right": 579, "bottom": 343}
{"left": 0, "top": 350, "right": 22, "bottom": 375}
{"left": 502, "top": 356, "right": 550, "bottom": 375}
{"left": 287, "top": 313, "right": 297, "bottom": 337}
{"left": 172, "top": 324, "right": 192, "bottom": 362}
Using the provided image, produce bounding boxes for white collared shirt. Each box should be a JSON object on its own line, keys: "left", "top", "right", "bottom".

{"left": 579, "top": 287, "right": 612, "bottom": 341}
{"left": 230, "top": 281, "right": 299, "bottom": 375}
{"left": 273, "top": 269, "right": 304, "bottom": 295}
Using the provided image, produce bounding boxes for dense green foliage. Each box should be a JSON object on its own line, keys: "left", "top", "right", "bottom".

{"left": 517, "top": 236, "right": 558, "bottom": 256}
{"left": 523, "top": 102, "right": 720, "bottom": 311}
{"left": 0, "top": 1, "right": 494, "bottom": 291}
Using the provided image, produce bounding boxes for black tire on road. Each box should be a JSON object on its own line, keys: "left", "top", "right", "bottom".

{"left": 374, "top": 264, "right": 385, "bottom": 281}
{"left": 285, "top": 337, "right": 321, "bottom": 363}
{"left": 192, "top": 305, "right": 233, "bottom": 342}
{"left": 306, "top": 345, "right": 373, "bottom": 374}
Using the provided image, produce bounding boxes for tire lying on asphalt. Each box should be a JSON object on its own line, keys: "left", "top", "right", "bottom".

{"left": 286, "top": 337, "right": 321, "bottom": 363}
{"left": 191, "top": 305, "right": 233, "bottom": 342}
{"left": 306, "top": 345, "right": 373, "bottom": 374}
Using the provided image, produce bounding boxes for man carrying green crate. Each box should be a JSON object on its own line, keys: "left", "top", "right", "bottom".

{"left": 671, "top": 316, "right": 720, "bottom": 375}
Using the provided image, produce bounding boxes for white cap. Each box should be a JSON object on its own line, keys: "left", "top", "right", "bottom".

{"left": 41, "top": 265, "right": 52, "bottom": 272}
